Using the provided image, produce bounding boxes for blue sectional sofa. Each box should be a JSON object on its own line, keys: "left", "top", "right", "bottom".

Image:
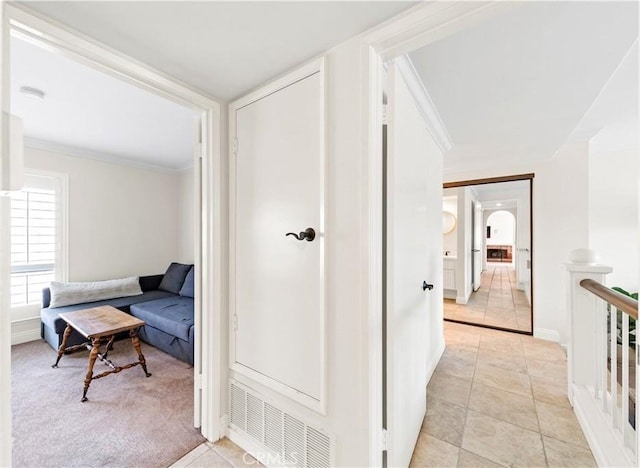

{"left": 40, "top": 263, "right": 195, "bottom": 365}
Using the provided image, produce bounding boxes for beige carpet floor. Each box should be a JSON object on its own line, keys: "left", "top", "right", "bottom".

{"left": 12, "top": 339, "right": 205, "bottom": 468}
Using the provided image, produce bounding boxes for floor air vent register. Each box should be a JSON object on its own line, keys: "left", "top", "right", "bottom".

{"left": 230, "top": 381, "right": 333, "bottom": 467}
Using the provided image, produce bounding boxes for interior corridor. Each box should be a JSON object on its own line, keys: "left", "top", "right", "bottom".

{"left": 444, "top": 265, "right": 532, "bottom": 332}
{"left": 410, "top": 321, "right": 594, "bottom": 467}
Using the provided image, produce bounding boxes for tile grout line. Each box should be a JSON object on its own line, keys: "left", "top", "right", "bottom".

{"left": 524, "top": 344, "right": 551, "bottom": 468}
{"left": 455, "top": 332, "right": 481, "bottom": 464}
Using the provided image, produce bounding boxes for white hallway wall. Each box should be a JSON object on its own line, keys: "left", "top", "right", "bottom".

{"left": 588, "top": 147, "right": 638, "bottom": 292}
{"left": 24, "top": 146, "right": 182, "bottom": 281}
{"left": 444, "top": 142, "right": 589, "bottom": 343}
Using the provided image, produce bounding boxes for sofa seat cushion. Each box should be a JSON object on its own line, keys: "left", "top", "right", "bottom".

{"left": 130, "top": 297, "right": 194, "bottom": 341}
{"left": 41, "top": 290, "right": 176, "bottom": 334}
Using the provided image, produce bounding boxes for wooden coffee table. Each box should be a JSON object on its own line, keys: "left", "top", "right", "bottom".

{"left": 52, "top": 305, "right": 152, "bottom": 402}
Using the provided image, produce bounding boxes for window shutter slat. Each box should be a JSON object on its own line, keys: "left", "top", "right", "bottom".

{"left": 10, "top": 183, "right": 58, "bottom": 307}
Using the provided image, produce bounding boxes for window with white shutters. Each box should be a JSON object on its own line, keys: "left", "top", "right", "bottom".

{"left": 10, "top": 173, "right": 64, "bottom": 308}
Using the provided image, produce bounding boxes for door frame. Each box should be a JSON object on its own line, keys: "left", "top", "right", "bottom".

{"left": 227, "top": 58, "right": 328, "bottom": 415}
{"left": 0, "top": 4, "right": 226, "bottom": 463}
{"left": 471, "top": 199, "right": 482, "bottom": 292}
{"left": 360, "top": 2, "right": 522, "bottom": 463}
{"left": 442, "top": 174, "right": 534, "bottom": 335}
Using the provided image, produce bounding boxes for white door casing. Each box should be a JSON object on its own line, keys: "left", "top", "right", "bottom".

{"left": 385, "top": 62, "right": 443, "bottom": 467}
{"left": 229, "top": 59, "right": 326, "bottom": 414}
{"left": 0, "top": 3, "right": 12, "bottom": 464}
{"left": 472, "top": 200, "right": 483, "bottom": 291}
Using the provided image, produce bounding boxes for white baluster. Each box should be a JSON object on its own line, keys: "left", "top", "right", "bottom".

{"left": 612, "top": 307, "right": 619, "bottom": 431}
{"left": 623, "top": 312, "right": 630, "bottom": 447}
{"left": 597, "top": 298, "right": 608, "bottom": 410}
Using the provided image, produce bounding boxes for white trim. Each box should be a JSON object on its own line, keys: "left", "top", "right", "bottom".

{"left": 1, "top": 5, "right": 226, "bottom": 460}
{"left": 228, "top": 57, "right": 328, "bottom": 416}
{"left": 533, "top": 327, "right": 560, "bottom": 343}
{"left": 364, "top": 46, "right": 385, "bottom": 465}
{"left": 10, "top": 316, "right": 40, "bottom": 345}
{"left": 0, "top": 4, "right": 11, "bottom": 463}
{"left": 24, "top": 137, "right": 185, "bottom": 174}
{"left": 565, "top": 263, "right": 614, "bottom": 274}
{"left": 231, "top": 59, "right": 322, "bottom": 111}
{"left": 394, "top": 55, "right": 452, "bottom": 153}
{"left": 572, "top": 384, "right": 635, "bottom": 468}
{"left": 7, "top": 4, "right": 217, "bottom": 110}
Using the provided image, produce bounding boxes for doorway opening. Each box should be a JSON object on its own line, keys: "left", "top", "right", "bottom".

{"left": 486, "top": 211, "right": 515, "bottom": 265}
{"left": 442, "top": 175, "right": 534, "bottom": 334}
{"left": 1, "top": 5, "right": 224, "bottom": 466}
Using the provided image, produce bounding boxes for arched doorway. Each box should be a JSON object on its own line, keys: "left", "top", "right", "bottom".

{"left": 486, "top": 210, "right": 516, "bottom": 265}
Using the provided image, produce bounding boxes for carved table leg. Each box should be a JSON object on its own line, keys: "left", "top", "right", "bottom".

{"left": 130, "top": 329, "right": 151, "bottom": 377}
{"left": 102, "top": 335, "right": 116, "bottom": 362}
{"left": 52, "top": 324, "right": 73, "bottom": 368}
{"left": 82, "top": 337, "right": 101, "bottom": 402}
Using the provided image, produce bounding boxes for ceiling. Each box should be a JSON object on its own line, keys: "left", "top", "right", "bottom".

{"left": 12, "top": 2, "right": 637, "bottom": 171}
{"left": 409, "top": 1, "right": 638, "bottom": 171}
{"left": 21, "top": 1, "right": 416, "bottom": 102}
{"left": 442, "top": 180, "right": 528, "bottom": 210}
{"left": 472, "top": 180, "right": 529, "bottom": 211}
{"left": 570, "top": 42, "right": 639, "bottom": 155}
{"left": 12, "top": 1, "right": 415, "bottom": 168}
{"left": 11, "top": 37, "right": 200, "bottom": 171}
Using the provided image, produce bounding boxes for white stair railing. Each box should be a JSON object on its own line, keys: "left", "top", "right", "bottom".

{"left": 567, "top": 253, "right": 638, "bottom": 467}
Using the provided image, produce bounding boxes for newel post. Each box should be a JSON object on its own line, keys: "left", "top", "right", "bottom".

{"left": 566, "top": 249, "right": 612, "bottom": 404}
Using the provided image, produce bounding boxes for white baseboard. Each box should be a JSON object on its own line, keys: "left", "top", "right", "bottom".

{"left": 572, "top": 385, "right": 634, "bottom": 468}
{"left": 455, "top": 295, "right": 468, "bottom": 305}
{"left": 443, "top": 290, "right": 456, "bottom": 300}
{"left": 533, "top": 327, "right": 560, "bottom": 343}
{"left": 11, "top": 317, "right": 41, "bottom": 345}
{"left": 228, "top": 427, "right": 288, "bottom": 467}
{"left": 427, "top": 338, "right": 445, "bottom": 383}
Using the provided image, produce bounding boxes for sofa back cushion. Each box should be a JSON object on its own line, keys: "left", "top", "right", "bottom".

{"left": 158, "top": 262, "right": 192, "bottom": 294}
{"left": 179, "top": 266, "right": 195, "bottom": 298}
{"left": 49, "top": 276, "right": 142, "bottom": 309}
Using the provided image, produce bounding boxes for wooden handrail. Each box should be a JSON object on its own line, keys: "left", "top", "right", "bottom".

{"left": 580, "top": 279, "right": 639, "bottom": 320}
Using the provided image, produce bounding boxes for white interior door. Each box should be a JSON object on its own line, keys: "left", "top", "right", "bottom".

{"left": 232, "top": 63, "right": 325, "bottom": 412}
{"left": 385, "top": 62, "right": 443, "bottom": 467}
{"left": 472, "top": 200, "right": 483, "bottom": 291}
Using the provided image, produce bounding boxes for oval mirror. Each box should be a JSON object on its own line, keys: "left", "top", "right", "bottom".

{"left": 443, "top": 211, "right": 456, "bottom": 234}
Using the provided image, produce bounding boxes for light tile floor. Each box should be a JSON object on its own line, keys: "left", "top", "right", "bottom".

{"left": 444, "top": 265, "right": 532, "bottom": 333}
{"left": 410, "top": 321, "right": 596, "bottom": 467}
{"left": 170, "top": 438, "right": 263, "bottom": 468}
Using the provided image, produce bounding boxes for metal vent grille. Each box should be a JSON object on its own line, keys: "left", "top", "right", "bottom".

{"left": 306, "top": 427, "right": 332, "bottom": 468}
{"left": 231, "top": 384, "right": 246, "bottom": 431}
{"left": 264, "top": 403, "right": 283, "bottom": 454}
{"left": 247, "top": 393, "right": 264, "bottom": 442}
{"left": 284, "top": 414, "right": 305, "bottom": 466}
{"left": 230, "top": 381, "right": 332, "bottom": 467}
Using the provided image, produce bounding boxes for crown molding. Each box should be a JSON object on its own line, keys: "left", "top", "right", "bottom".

{"left": 24, "top": 137, "right": 186, "bottom": 174}
{"left": 395, "top": 55, "right": 453, "bottom": 153}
